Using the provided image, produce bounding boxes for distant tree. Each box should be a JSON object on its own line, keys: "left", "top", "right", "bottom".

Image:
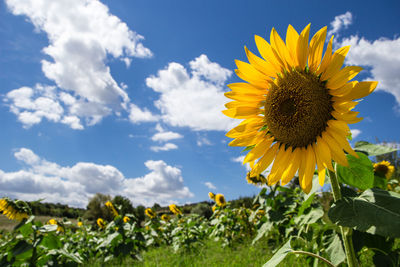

{"left": 84, "top": 193, "right": 113, "bottom": 221}
{"left": 152, "top": 203, "right": 161, "bottom": 211}
{"left": 134, "top": 205, "right": 145, "bottom": 225}
{"left": 112, "top": 195, "right": 134, "bottom": 215}
{"left": 191, "top": 203, "right": 212, "bottom": 219}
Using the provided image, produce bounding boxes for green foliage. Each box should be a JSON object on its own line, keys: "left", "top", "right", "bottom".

{"left": 84, "top": 193, "right": 113, "bottom": 221}
{"left": 191, "top": 202, "right": 212, "bottom": 219}
{"left": 354, "top": 141, "right": 398, "bottom": 156}
{"left": 328, "top": 188, "right": 400, "bottom": 238}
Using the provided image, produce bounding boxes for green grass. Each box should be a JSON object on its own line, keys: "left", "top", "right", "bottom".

{"left": 96, "top": 238, "right": 313, "bottom": 267}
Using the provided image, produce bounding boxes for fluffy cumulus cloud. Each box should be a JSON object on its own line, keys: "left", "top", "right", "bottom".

{"left": 204, "top": 182, "right": 216, "bottom": 190}
{"left": 146, "top": 54, "right": 237, "bottom": 131}
{"left": 150, "top": 143, "right": 178, "bottom": 152}
{"left": 0, "top": 148, "right": 193, "bottom": 207}
{"left": 5, "top": 0, "right": 152, "bottom": 129}
{"left": 350, "top": 129, "right": 361, "bottom": 139}
{"left": 151, "top": 124, "right": 183, "bottom": 142}
{"left": 339, "top": 36, "right": 400, "bottom": 108}
{"left": 328, "top": 11, "right": 353, "bottom": 37}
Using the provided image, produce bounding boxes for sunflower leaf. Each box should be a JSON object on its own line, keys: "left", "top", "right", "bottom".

{"left": 263, "top": 237, "right": 293, "bottom": 267}
{"left": 336, "top": 152, "right": 374, "bottom": 190}
{"left": 328, "top": 188, "right": 400, "bottom": 238}
{"left": 354, "top": 141, "right": 398, "bottom": 156}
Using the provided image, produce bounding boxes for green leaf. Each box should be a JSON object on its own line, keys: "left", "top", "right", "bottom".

{"left": 336, "top": 152, "right": 374, "bottom": 190}
{"left": 298, "top": 193, "right": 315, "bottom": 217}
{"left": 325, "top": 234, "right": 345, "bottom": 266}
{"left": 12, "top": 240, "right": 33, "bottom": 257}
{"left": 40, "top": 233, "right": 61, "bottom": 250}
{"left": 38, "top": 224, "right": 58, "bottom": 233}
{"left": 18, "top": 222, "right": 33, "bottom": 238}
{"left": 96, "top": 232, "right": 122, "bottom": 249}
{"left": 354, "top": 141, "right": 398, "bottom": 156}
{"left": 252, "top": 221, "right": 273, "bottom": 245}
{"left": 263, "top": 238, "right": 293, "bottom": 267}
{"left": 328, "top": 188, "right": 400, "bottom": 238}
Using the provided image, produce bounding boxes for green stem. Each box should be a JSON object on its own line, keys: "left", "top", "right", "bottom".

{"left": 291, "top": 251, "right": 336, "bottom": 267}
{"left": 328, "top": 167, "right": 358, "bottom": 267}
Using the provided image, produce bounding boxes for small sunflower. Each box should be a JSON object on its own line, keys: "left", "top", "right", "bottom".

{"left": 0, "top": 198, "right": 29, "bottom": 221}
{"left": 145, "top": 208, "right": 156, "bottom": 219}
{"left": 246, "top": 172, "right": 267, "bottom": 186}
{"left": 123, "top": 216, "right": 130, "bottom": 223}
{"left": 212, "top": 205, "right": 217, "bottom": 212}
{"left": 208, "top": 192, "right": 216, "bottom": 200}
{"left": 161, "top": 214, "right": 170, "bottom": 222}
{"left": 97, "top": 218, "right": 106, "bottom": 229}
{"left": 374, "top": 160, "right": 395, "bottom": 179}
{"left": 105, "top": 201, "right": 119, "bottom": 217}
{"left": 169, "top": 204, "right": 182, "bottom": 215}
{"left": 215, "top": 194, "right": 226, "bottom": 207}
{"left": 48, "top": 218, "right": 64, "bottom": 232}
{"left": 223, "top": 24, "right": 377, "bottom": 193}
{"left": 77, "top": 221, "right": 83, "bottom": 227}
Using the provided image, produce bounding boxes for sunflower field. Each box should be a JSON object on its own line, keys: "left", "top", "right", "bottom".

{"left": 2, "top": 24, "right": 400, "bottom": 266}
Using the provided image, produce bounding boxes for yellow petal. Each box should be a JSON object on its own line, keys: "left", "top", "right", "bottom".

{"left": 339, "top": 81, "right": 378, "bottom": 101}
{"left": 244, "top": 136, "right": 274, "bottom": 163}
{"left": 317, "top": 36, "right": 334, "bottom": 75}
{"left": 315, "top": 136, "right": 334, "bottom": 171}
{"left": 224, "top": 91, "right": 265, "bottom": 102}
{"left": 320, "top": 46, "right": 351, "bottom": 81}
{"left": 235, "top": 69, "right": 269, "bottom": 89}
{"left": 330, "top": 81, "right": 358, "bottom": 97}
{"left": 308, "top": 26, "right": 327, "bottom": 72}
{"left": 268, "top": 147, "right": 293, "bottom": 185}
{"left": 281, "top": 148, "right": 301, "bottom": 185}
{"left": 245, "top": 47, "right": 277, "bottom": 77}
{"left": 312, "top": 143, "right": 326, "bottom": 186}
{"left": 296, "top": 23, "right": 311, "bottom": 70}
{"left": 227, "top": 82, "right": 266, "bottom": 94}
{"left": 251, "top": 143, "right": 279, "bottom": 175}
{"left": 285, "top": 25, "right": 299, "bottom": 67}
{"left": 222, "top": 107, "right": 261, "bottom": 119}
{"left": 254, "top": 35, "right": 284, "bottom": 73}
{"left": 332, "top": 110, "right": 363, "bottom": 124}
{"left": 226, "top": 118, "right": 264, "bottom": 138}
{"left": 327, "top": 126, "right": 358, "bottom": 158}
{"left": 270, "top": 28, "right": 294, "bottom": 68}
{"left": 326, "top": 66, "right": 363, "bottom": 90}
{"left": 301, "top": 147, "right": 316, "bottom": 194}
{"left": 321, "top": 132, "right": 348, "bottom": 167}
{"left": 327, "top": 119, "right": 350, "bottom": 135}
{"left": 333, "top": 100, "right": 358, "bottom": 113}
{"left": 224, "top": 100, "right": 262, "bottom": 109}
{"left": 229, "top": 131, "right": 265, "bottom": 147}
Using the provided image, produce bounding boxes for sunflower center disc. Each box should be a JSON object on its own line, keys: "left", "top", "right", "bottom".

{"left": 264, "top": 70, "right": 333, "bottom": 148}
{"left": 376, "top": 164, "right": 389, "bottom": 176}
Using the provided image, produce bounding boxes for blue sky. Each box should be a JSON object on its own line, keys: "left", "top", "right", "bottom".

{"left": 0, "top": 0, "right": 399, "bottom": 208}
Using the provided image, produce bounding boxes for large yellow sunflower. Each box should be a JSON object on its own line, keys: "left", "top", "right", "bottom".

{"left": 223, "top": 24, "right": 377, "bottom": 193}
{"left": 374, "top": 160, "right": 395, "bottom": 179}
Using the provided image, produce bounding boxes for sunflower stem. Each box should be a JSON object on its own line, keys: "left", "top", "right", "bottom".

{"left": 328, "top": 167, "right": 358, "bottom": 267}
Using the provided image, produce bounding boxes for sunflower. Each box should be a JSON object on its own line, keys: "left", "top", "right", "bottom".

{"left": 145, "top": 208, "right": 156, "bottom": 219}
{"left": 48, "top": 218, "right": 64, "bottom": 232}
{"left": 123, "top": 216, "right": 130, "bottom": 223}
{"left": 208, "top": 192, "right": 216, "bottom": 200}
{"left": 169, "top": 204, "right": 182, "bottom": 215}
{"left": 0, "top": 198, "right": 29, "bottom": 221}
{"left": 223, "top": 24, "right": 377, "bottom": 193}
{"left": 161, "top": 214, "right": 170, "bottom": 222}
{"left": 246, "top": 172, "right": 267, "bottom": 186}
{"left": 77, "top": 221, "right": 83, "bottom": 227}
{"left": 105, "top": 201, "right": 119, "bottom": 217}
{"left": 374, "top": 160, "right": 395, "bottom": 179}
{"left": 215, "top": 194, "right": 226, "bottom": 207}
{"left": 97, "top": 218, "right": 106, "bottom": 229}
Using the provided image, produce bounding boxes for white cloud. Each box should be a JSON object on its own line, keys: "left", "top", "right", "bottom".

{"left": 146, "top": 54, "right": 237, "bottom": 131}
{"left": 151, "top": 123, "right": 183, "bottom": 142}
{"left": 339, "top": 35, "right": 400, "bottom": 107}
{"left": 196, "top": 133, "right": 212, "bottom": 146}
{"left": 350, "top": 129, "right": 361, "bottom": 139}
{"left": 128, "top": 103, "right": 159, "bottom": 123}
{"left": 152, "top": 132, "right": 183, "bottom": 142}
{"left": 150, "top": 143, "right": 178, "bottom": 152}
{"left": 328, "top": 11, "right": 353, "bottom": 37}
{"left": 204, "top": 182, "right": 216, "bottom": 190}
{"left": 0, "top": 148, "right": 193, "bottom": 208}
{"left": 5, "top": 0, "right": 152, "bottom": 129}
